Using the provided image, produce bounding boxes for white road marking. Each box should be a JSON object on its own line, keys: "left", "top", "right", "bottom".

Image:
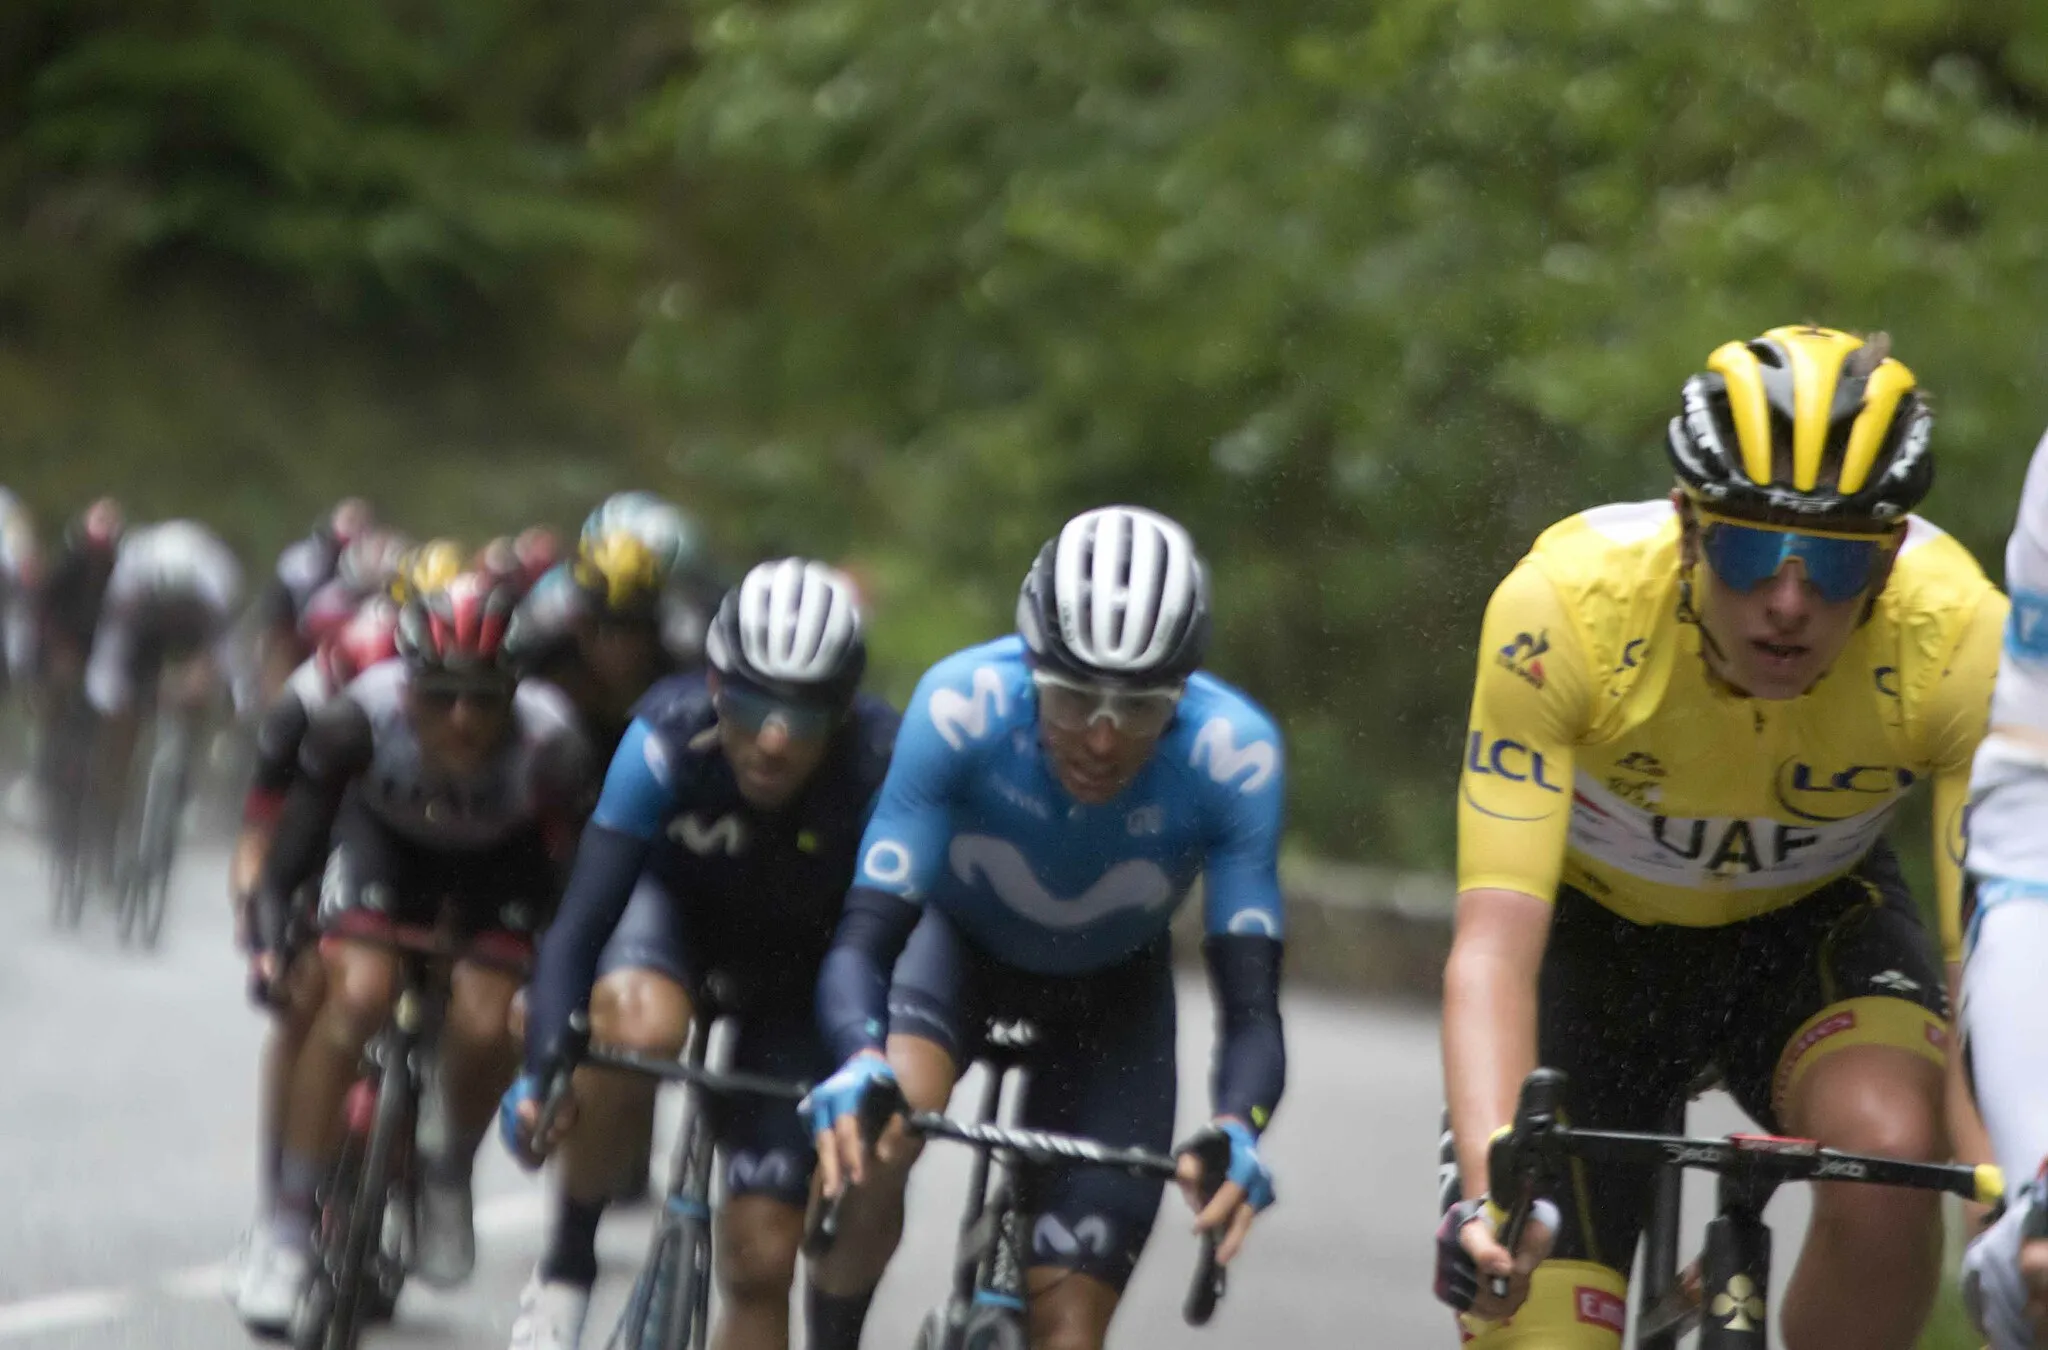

{"left": 0, "top": 1189, "right": 549, "bottom": 1341}
{"left": 0, "top": 1288, "right": 133, "bottom": 1340}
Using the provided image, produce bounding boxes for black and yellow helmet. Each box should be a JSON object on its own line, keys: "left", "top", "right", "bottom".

{"left": 572, "top": 529, "right": 664, "bottom": 618}
{"left": 391, "top": 538, "right": 466, "bottom": 604}
{"left": 1666, "top": 325, "right": 1934, "bottom": 526}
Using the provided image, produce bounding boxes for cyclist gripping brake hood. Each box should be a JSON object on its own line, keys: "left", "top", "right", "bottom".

{"left": 501, "top": 558, "right": 892, "bottom": 1350}
{"left": 1436, "top": 326, "right": 2002, "bottom": 1349}
{"left": 807, "top": 506, "right": 1286, "bottom": 1350}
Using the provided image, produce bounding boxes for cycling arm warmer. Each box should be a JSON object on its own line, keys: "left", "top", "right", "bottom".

{"left": 817, "top": 885, "right": 923, "bottom": 1063}
{"left": 1205, "top": 933, "right": 1286, "bottom": 1130}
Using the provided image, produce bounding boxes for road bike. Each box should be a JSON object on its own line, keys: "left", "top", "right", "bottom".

{"left": 807, "top": 1017, "right": 1230, "bottom": 1350}
{"left": 534, "top": 976, "right": 811, "bottom": 1350}
{"left": 1489, "top": 1067, "right": 2001, "bottom": 1348}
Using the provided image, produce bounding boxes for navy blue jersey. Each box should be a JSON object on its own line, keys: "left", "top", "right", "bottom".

{"left": 523, "top": 672, "right": 898, "bottom": 1073}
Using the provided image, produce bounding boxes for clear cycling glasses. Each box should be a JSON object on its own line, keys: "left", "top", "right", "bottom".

{"left": 1699, "top": 516, "right": 1898, "bottom": 605}
{"left": 714, "top": 685, "right": 840, "bottom": 741}
{"left": 1030, "top": 670, "right": 1184, "bottom": 737}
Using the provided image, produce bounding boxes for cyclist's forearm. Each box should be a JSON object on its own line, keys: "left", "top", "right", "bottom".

{"left": 1443, "top": 889, "right": 1547, "bottom": 1202}
{"left": 817, "top": 886, "right": 922, "bottom": 1062}
{"left": 1203, "top": 933, "right": 1285, "bottom": 1128}
{"left": 252, "top": 777, "right": 345, "bottom": 935}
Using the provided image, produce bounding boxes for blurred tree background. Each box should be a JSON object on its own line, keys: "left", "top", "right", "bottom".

{"left": 6, "top": 0, "right": 2048, "bottom": 876}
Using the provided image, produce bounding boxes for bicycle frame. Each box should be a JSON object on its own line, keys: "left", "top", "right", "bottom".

{"left": 536, "top": 995, "right": 812, "bottom": 1350}
{"left": 1490, "top": 1068, "right": 2000, "bottom": 1348}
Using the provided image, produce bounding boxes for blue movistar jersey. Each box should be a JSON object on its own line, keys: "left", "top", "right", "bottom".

{"left": 522, "top": 672, "right": 898, "bottom": 1074}
{"left": 852, "top": 637, "right": 1286, "bottom": 975}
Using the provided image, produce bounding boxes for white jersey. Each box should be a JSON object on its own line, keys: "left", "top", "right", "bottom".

{"left": 1966, "top": 427, "right": 2048, "bottom": 1189}
{"left": 85, "top": 521, "right": 245, "bottom": 714}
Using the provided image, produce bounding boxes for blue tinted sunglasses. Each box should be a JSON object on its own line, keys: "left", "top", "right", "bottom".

{"left": 714, "top": 685, "right": 840, "bottom": 740}
{"left": 1699, "top": 516, "right": 1897, "bottom": 604}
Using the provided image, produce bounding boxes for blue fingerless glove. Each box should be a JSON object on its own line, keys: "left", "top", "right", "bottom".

{"left": 1219, "top": 1119, "right": 1276, "bottom": 1211}
{"left": 498, "top": 1071, "right": 542, "bottom": 1166}
{"left": 800, "top": 1054, "right": 897, "bottom": 1139}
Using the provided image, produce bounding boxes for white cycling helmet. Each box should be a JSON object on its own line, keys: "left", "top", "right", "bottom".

{"left": 705, "top": 558, "right": 866, "bottom": 705}
{"left": 1016, "top": 505, "right": 1210, "bottom": 687}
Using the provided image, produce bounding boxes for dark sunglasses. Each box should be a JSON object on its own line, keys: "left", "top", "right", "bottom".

{"left": 1700, "top": 516, "right": 1897, "bottom": 605}
{"left": 412, "top": 676, "right": 514, "bottom": 713}
{"left": 714, "top": 685, "right": 840, "bottom": 740}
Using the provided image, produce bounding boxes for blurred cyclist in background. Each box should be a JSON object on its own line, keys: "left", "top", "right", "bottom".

{"left": 84, "top": 518, "right": 245, "bottom": 832}
{"left": 296, "top": 528, "right": 411, "bottom": 648}
{"left": 35, "top": 497, "right": 124, "bottom": 705}
{"left": 254, "top": 497, "right": 376, "bottom": 705}
{"left": 237, "top": 571, "right": 598, "bottom": 1331}
{"left": 225, "top": 596, "right": 400, "bottom": 1321}
{"left": 507, "top": 492, "right": 722, "bottom": 760}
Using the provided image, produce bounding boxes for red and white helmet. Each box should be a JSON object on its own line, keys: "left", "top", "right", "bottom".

{"left": 316, "top": 597, "right": 400, "bottom": 691}
{"left": 395, "top": 570, "right": 519, "bottom": 676}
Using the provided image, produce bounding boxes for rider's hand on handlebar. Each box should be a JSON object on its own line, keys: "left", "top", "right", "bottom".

{"left": 1178, "top": 1118, "right": 1273, "bottom": 1266}
{"left": 498, "top": 1072, "right": 578, "bottom": 1169}
{"left": 1436, "top": 1196, "right": 1555, "bottom": 1322}
{"left": 803, "top": 1052, "right": 898, "bottom": 1199}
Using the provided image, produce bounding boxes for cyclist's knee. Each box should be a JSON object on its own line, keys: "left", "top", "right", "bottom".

{"left": 444, "top": 961, "right": 522, "bottom": 1051}
{"left": 317, "top": 945, "right": 400, "bottom": 1050}
{"left": 1024, "top": 1270, "right": 1117, "bottom": 1350}
{"left": 1789, "top": 1045, "right": 1944, "bottom": 1163}
{"left": 717, "top": 1197, "right": 801, "bottom": 1304}
{"left": 590, "top": 969, "right": 691, "bottom": 1056}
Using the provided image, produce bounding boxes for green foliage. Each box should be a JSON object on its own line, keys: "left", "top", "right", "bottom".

{"left": 630, "top": 0, "right": 2048, "bottom": 863}
{"left": 9, "top": 0, "right": 2048, "bottom": 866}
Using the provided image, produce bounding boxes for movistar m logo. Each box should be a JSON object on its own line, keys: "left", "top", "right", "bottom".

{"left": 1190, "top": 717, "right": 1277, "bottom": 793}
{"left": 930, "top": 666, "right": 1007, "bottom": 750}
{"left": 670, "top": 812, "right": 746, "bottom": 856}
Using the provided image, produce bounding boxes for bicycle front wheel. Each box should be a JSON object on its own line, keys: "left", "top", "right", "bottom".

{"left": 328, "top": 1048, "right": 415, "bottom": 1350}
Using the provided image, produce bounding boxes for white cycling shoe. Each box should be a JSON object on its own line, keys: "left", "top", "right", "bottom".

{"left": 414, "top": 1177, "right": 476, "bottom": 1289}
{"left": 236, "top": 1234, "right": 312, "bottom": 1336}
{"left": 508, "top": 1272, "right": 592, "bottom": 1350}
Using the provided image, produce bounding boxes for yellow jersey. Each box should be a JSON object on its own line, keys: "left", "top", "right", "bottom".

{"left": 1456, "top": 499, "right": 2004, "bottom": 961}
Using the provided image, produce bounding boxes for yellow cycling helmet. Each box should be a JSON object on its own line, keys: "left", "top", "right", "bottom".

{"left": 392, "top": 538, "right": 466, "bottom": 604}
{"left": 572, "top": 530, "right": 663, "bottom": 618}
{"left": 1666, "top": 325, "right": 1934, "bottom": 527}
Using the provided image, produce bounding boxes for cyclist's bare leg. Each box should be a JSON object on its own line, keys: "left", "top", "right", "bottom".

{"left": 558, "top": 970, "right": 693, "bottom": 1204}
{"left": 255, "top": 949, "right": 325, "bottom": 1216}
{"left": 1778, "top": 1044, "right": 1945, "bottom": 1350}
{"left": 433, "top": 959, "right": 524, "bottom": 1175}
{"left": 808, "top": 1032, "right": 957, "bottom": 1296}
{"left": 1024, "top": 1269, "right": 1120, "bottom": 1350}
{"left": 713, "top": 1195, "right": 803, "bottom": 1350}
{"left": 274, "top": 939, "right": 401, "bottom": 1244}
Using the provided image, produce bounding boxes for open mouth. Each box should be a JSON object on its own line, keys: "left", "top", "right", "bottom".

{"left": 1752, "top": 639, "right": 1809, "bottom": 666}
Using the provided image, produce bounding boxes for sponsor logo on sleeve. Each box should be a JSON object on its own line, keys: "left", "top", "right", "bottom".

{"left": 1190, "top": 717, "right": 1277, "bottom": 794}
{"left": 1497, "top": 630, "right": 1550, "bottom": 689}
{"left": 930, "top": 665, "right": 1008, "bottom": 750}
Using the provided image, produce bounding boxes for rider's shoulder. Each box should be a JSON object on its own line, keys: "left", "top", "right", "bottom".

{"left": 631, "top": 670, "right": 716, "bottom": 733}
{"left": 1161, "top": 672, "right": 1285, "bottom": 801}
{"left": 1522, "top": 499, "right": 1680, "bottom": 595}
{"left": 914, "top": 636, "right": 1030, "bottom": 695}
{"left": 1880, "top": 515, "right": 1996, "bottom": 619}
{"left": 514, "top": 676, "right": 583, "bottom": 738}
{"left": 902, "top": 637, "right": 1030, "bottom": 753}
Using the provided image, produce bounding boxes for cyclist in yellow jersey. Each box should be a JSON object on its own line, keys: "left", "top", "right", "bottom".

{"left": 1434, "top": 326, "right": 2004, "bottom": 1349}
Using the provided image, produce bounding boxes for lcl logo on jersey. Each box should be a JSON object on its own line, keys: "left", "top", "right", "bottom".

{"left": 670, "top": 812, "right": 747, "bottom": 856}
{"left": 1772, "top": 758, "right": 1913, "bottom": 823}
{"left": 931, "top": 666, "right": 1008, "bottom": 750}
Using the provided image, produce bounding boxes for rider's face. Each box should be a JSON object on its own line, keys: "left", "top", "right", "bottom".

{"left": 711, "top": 674, "right": 834, "bottom": 809}
{"left": 578, "top": 617, "right": 659, "bottom": 707}
{"left": 407, "top": 678, "right": 514, "bottom": 775}
{"left": 1679, "top": 494, "right": 1891, "bottom": 700}
{"left": 1038, "top": 711, "right": 1166, "bottom": 805}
